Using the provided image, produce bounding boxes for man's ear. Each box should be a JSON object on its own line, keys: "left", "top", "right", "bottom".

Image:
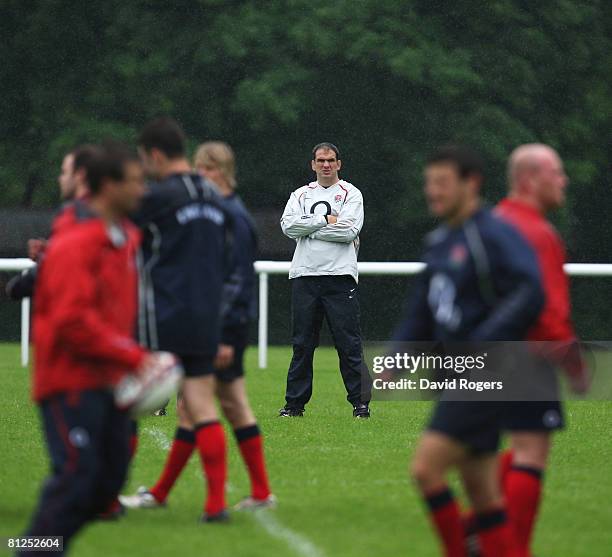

{"left": 463, "top": 174, "right": 479, "bottom": 196}
{"left": 336, "top": 159, "right": 342, "bottom": 172}
{"left": 151, "top": 148, "right": 165, "bottom": 165}
{"left": 74, "top": 167, "right": 86, "bottom": 182}
{"left": 311, "top": 159, "right": 317, "bottom": 172}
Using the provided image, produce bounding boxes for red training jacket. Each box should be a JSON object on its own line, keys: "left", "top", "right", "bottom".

{"left": 32, "top": 207, "right": 146, "bottom": 402}
{"left": 495, "top": 198, "right": 575, "bottom": 342}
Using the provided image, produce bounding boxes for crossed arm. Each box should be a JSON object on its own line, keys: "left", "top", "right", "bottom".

{"left": 280, "top": 190, "right": 363, "bottom": 243}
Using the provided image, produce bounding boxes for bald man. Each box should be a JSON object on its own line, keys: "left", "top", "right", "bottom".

{"left": 495, "top": 144, "right": 589, "bottom": 557}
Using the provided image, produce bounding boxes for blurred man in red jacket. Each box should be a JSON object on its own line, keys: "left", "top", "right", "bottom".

{"left": 495, "top": 143, "right": 589, "bottom": 557}
{"left": 20, "top": 144, "right": 150, "bottom": 556}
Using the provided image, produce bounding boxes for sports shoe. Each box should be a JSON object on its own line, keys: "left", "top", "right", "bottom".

{"left": 278, "top": 406, "right": 304, "bottom": 417}
{"left": 96, "top": 499, "right": 126, "bottom": 521}
{"left": 353, "top": 403, "right": 370, "bottom": 418}
{"left": 200, "top": 509, "right": 230, "bottom": 523}
{"left": 119, "top": 486, "right": 165, "bottom": 509}
{"left": 153, "top": 407, "right": 167, "bottom": 416}
{"left": 233, "top": 494, "right": 277, "bottom": 511}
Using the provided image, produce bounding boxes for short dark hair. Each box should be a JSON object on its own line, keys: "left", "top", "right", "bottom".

{"left": 72, "top": 144, "right": 101, "bottom": 174}
{"left": 426, "top": 144, "right": 485, "bottom": 180}
{"left": 138, "top": 116, "right": 186, "bottom": 158}
{"left": 312, "top": 142, "right": 340, "bottom": 160}
{"left": 87, "top": 142, "right": 139, "bottom": 195}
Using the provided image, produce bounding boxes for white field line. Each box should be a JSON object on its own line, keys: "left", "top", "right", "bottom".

{"left": 143, "top": 426, "right": 171, "bottom": 450}
{"left": 143, "top": 424, "right": 324, "bottom": 557}
{"left": 251, "top": 511, "right": 326, "bottom": 557}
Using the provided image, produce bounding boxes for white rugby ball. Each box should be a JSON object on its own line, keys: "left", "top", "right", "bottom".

{"left": 115, "top": 351, "right": 183, "bottom": 417}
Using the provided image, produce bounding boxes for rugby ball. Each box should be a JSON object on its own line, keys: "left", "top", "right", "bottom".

{"left": 115, "top": 351, "right": 183, "bottom": 417}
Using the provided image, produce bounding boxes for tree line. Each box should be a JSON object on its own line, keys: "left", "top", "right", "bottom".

{"left": 1, "top": 0, "right": 610, "bottom": 336}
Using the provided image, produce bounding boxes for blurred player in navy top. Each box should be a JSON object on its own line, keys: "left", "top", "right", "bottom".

{"left": 20, "top": 144, "right": 149, "bottom": 556}
{"left": 121, "top": 141, "right": 273, "bottom": 513}
{"left": 495, "top": 144, "right": 589, "bottom": 557}
{"left": 129, "top": 118, "right": 233, "bottom": 522}
{"left": 393, "top": 146, "right": 543, "bottom": 557}
{"left": 194, "top": 142, "right": 273, "bottom": 509}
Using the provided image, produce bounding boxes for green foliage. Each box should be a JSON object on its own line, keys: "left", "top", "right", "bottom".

{"left": 0, "top": 0, "right": 610, "bottom": 265}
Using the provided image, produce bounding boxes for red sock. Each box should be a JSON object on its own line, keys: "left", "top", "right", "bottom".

{"left": 504, "top": 466, "right": 543, "bottom": 557}
{"left": 129, "top": 433, "right": 139, "bottom": 458}
{"left": 499, "top": 449, "right": 514, "bottom": 485}
{"left": 195, "top": 421, "right": 227, "bottom": 515}
{"left": 477, "top": 508, "right": 518, "bottom": 557}
{"left": 235, "top": 424, "right": 271, "bottom": 500}
{"left": 461, "top": 510, "right": 477, "bottom": 536}
{"left": 424, "top": 487, "right": 467, "bottom": 557}
{"left": 149, "top": 427, "right": 195, "bottom": 503}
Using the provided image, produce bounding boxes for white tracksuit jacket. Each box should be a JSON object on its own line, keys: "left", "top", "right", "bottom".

{"left": 280, "top": 180, "right": 363, "bottom": 283}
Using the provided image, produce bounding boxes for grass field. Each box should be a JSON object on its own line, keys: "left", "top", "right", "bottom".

{"left": 1, "top": 343, "right": 611, "bottom": 556}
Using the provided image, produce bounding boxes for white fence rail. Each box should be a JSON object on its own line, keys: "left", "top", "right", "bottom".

{"left": 3, "top": 258, "right": 612, "bottom": 369}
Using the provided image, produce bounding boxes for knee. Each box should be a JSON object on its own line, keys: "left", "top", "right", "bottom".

{"left": 177, "top": 399, "right": 191, "bottom": 425}
{"left": 220, "top": 395, "right": 238, "bottom": 420}
{"left": 292, "top": 341, "right": 316, "bottom": 354}
{"left": 411, "top": 457, "right": 439, "bottom": 491}
{"left": 511, "top": 434, "right": 551, "bottom": 469}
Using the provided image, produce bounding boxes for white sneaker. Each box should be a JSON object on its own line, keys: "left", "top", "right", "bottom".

{"left": 119, "top": 486, "right": 165, "bottom": 509}
{"left": 233, "top": 494, "right": 277, "bottom": 511}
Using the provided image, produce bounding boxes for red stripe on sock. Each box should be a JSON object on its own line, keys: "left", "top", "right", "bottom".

{"left": 504, "top": 469, "right": 542, "bottom": 557}
{"left": 195, "top": 423, "right": 227, "bottom": 514}
{"left": 425, "top": 488, "right": 467, "bottom": 557}
{"left": 238, "top": 433, "right": 271, "bottom": 500}
{"left": 150, "top": 438, "right": 195, "bottom": 503}
{"left": 499, "top": 449, "right": 514, "bottom": 485}
{"left": 477, "top": 509, "right": 519, "bottom": 557}
{"left": 129, "top": 433, "right": 139, "bottom": 459}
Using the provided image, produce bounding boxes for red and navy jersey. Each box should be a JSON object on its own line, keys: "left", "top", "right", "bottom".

{"left": 393, "top": 207, "right": 544, "bottom": 342}
{"left": 132, "top": 173, "right": 232, "bottom": 357}
{"left": 33, "top": 204, "right": 145, "bottom": 402}
{"left": 496, "top": 198, "right": 575, "bottom": 342}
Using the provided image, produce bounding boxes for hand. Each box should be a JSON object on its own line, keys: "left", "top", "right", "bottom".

{"left": 28, "top": 238, "right": 47, "bottom": 261}
{"left": 378, "top": 369, "right": 395, "bottom": 383}
{"left": 566, "top": 357, "right": 591, "bottom": 395}
{"left": 557, "top": 341, "right": 591, "bottom": 395}
{"left": 214, "top": 344, "right": 235, "bottom": 369}
{"left": 327, "top": 215, "right": 338, "bottom": 224}
{"left": 567, "top": 370, "right": 590, "bottom": 395}
{"left": 136, "top": 353, "right": 160, "bottom": 375}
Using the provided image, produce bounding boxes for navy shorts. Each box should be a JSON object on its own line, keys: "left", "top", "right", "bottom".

{"left": 428, "top": 400, "right": 503, "bottom": 454}
{"left": 502, "top": 400, "right": 565, "bottom": 432}
{"left": 180, "top": 353, "right": 216, "bottom": 378}
{"left": 215, "top": 326, "right": 249, "bottom": 383}
{"left": 502, "top": 355, "right": 565, "bottom": 432}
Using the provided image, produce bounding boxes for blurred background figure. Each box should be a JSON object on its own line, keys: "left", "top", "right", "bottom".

{"left": 19, "top": 144, "right": 148, "bottom": 556}
{"left": 495, "top": 143, "right": 590, "bottom": 557}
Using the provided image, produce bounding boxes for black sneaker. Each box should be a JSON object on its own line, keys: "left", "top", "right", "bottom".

{"left": 353, "top": 403, "right": 370, "bottom": 418}
{"left": 96, "top": 500, "right": 126, "bottom": 521}
{"left": 201, "top": 509, "right": 230, "bottom": 523}
{"left": 278, "top": 406, "right": 304, "bottom": 417}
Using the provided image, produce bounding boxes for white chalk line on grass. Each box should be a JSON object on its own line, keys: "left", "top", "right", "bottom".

{"left": 143, "top": 424, "right": 324, "bottom": 557}
{"left": 250, "top": 511, "right": 326, "bottom": 557}
{"left": 143, "top": 426, "right": 171, "bottom": 450}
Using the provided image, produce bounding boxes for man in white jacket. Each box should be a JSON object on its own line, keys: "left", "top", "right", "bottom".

{"left": 279, "top": 142, "right": 372, "bottom": 418}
